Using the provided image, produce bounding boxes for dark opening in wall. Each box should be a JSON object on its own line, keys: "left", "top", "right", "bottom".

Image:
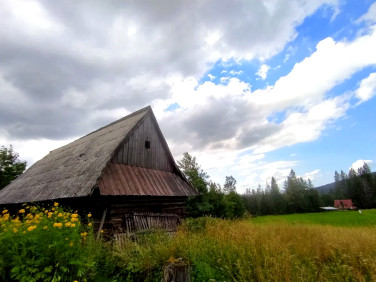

{"left": 145, "top": 140, "right": 150, "bottom": 149}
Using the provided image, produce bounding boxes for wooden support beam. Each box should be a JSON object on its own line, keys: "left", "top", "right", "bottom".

{"left": 97, "top": 207, "right": 108, "bottom": 240}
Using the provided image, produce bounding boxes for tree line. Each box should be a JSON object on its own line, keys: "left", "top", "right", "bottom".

{"left": 179, "top": 153, "right": 376, "bottom": 218}
{"left": 319, "top": 163, "right": 376, "bottom": 209}
{"left": 178, "top": 152, "right": 322, "bottom": 218}
{"left": 243, "top": 170, "right": 320, "bottom": 216}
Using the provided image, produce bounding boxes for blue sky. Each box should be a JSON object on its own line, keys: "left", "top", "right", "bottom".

{"left": 1, "top": 0, "right": 376, "bottom": 192}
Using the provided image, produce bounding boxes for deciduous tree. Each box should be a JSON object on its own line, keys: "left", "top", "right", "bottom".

{"left": 0, "top": 145, "right": 27, "bottom": 189}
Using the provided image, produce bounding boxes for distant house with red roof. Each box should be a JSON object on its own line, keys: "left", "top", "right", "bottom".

{"left": 334, "top": 199, "right": 356, "bottom": 210}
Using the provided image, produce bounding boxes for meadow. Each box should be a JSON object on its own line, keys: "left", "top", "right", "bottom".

{"left": 251, "top": 209, "right": 376, "bottom": 226}
{"left": 1, "top": 206, "right": 376, "bottom": 281}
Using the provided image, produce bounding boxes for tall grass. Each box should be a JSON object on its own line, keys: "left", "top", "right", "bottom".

{"left": 113, "top": 217, "right": 376, "bottom": 281}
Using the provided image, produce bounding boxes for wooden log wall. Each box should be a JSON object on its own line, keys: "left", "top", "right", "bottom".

{"left": 113, "top": 114, "right": 174, "bottom": 172}
{"left": 100, "top": 197, "right": 186, "bottom": 234}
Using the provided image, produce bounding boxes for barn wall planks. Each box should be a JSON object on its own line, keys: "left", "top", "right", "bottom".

{"left": 113, "top": 114, "right": 174, "bottom": 172}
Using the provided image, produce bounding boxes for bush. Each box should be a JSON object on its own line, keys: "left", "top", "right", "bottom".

{"left": 0, "top": 203, "right": 98, "bottom": 281}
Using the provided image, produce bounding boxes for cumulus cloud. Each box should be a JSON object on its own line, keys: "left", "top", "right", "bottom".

{"left": 256, "top": 64, "right": 270, "bottom": 80}
{"left": 0, "top": 0, "right": 339, "bottom": 140}
{"left": 355, "top": 72, "right": 376, "bottom": 104}
{"left": 350, "top": 160, "right": 373, "bottom": 172}
{"left": 161, "top": 23, "right": 376, "bottom": 157}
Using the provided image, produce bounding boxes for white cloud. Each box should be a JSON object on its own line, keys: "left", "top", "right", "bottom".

{"left": 355, "top": 72, "right": 376, "bottom": 104}
{"left": 350, "top": 160, "right": 373, "bottom": 172}
{"left": 303, "top": 169, "right": 321, "bottom": 181}
{"left": 229, "top": 70, "right": 243, "bottom": 76}
{"left": 208, "top": 74, "right": 215, "bottom": 80}
{"left": 256, "top": 64, "right": 270, "bottom": 80}
{"left": 357, "top": 2, "right": 376, "bottom": 24}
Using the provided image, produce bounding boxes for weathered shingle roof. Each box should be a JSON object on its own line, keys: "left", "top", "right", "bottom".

{"left": 0, "top": 106, "right": 196, "bottom": 204}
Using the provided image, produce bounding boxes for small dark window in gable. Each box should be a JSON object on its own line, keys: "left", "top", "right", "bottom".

{"left": 145, "top": 140, "right": 151, "bottom": 150}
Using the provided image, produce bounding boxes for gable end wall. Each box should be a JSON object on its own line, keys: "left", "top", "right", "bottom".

{"left": 112, "top": 114, "right": 174, "bottom": 172}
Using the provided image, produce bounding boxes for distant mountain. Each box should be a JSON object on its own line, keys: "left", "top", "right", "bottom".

{"left": 315, "top": 182, "right": 336, "bottom": 194}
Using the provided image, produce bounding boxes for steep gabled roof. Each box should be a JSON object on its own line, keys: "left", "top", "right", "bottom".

{"left": 0, "top": 106, "right": 196, "bottom": 204}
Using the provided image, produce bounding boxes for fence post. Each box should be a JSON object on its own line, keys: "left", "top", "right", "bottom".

{"left": 163, "top": 258, "right": 190, "bottom": 282}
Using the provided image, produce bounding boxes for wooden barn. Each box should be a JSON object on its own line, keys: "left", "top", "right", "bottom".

{"left": 0, "top": 106, "right": 198, "bottom": 236}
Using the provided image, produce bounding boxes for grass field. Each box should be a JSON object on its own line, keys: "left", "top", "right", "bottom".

{"left": 109, "top": 211, "right": 376, "bottom": 281}
{"left": 2, "top": 207, "right": 376, "bottom": 281}
{"left": 251, "top": 209, "right": 376, "bottom": 226}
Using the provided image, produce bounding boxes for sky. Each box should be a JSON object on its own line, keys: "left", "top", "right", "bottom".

{"left": 1, "top": 0, "right": 376, "bottom": 193}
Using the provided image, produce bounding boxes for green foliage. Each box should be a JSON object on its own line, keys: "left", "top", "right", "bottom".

{"left": 0, "top": 145, "right": 27, "bottom": 189}
{"left": 322, "top": 164, "right": 376, "bottom": 209}
{"left": 0, "top": 203, "right": 99, "bottom": 281}
{"left": 223, "top": 175, "right": 236, "bottom": 193}
{"left": 178, "top": 153, "right": 245, "bottom": 218}
{"left": 244, "top": 169, "right": 321, "bottom": 216}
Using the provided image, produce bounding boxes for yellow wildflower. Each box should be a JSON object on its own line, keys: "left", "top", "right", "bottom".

{"left": 48, "top": 212, "right": 53, "bottom": 218}
{"left": 87, "top": 213, "right": 92, "bottom": 218}
{"left": 54, "top": 202, "right": 59, "bottom": 207}
{"left": 58, "top": 213, "right": 63, "bottom": 217}
{"left": 71, "top": 213, "right": 79, "bottom": 218}
{"left": 80, "top": 232, "right": 87, "bottom": 237}
{"left": 19, "top": 209, "right": 25, "bottom": 214}
{"left": 2, "top": 209, "right": 8, "bottom": 214}
{"left": 12, "top": 217, "right": 20, "bottom": 223}
{"left": 71, "top": 223, "right": 76, "bottom": 227}
{"left": 43, "top": 226, "right": 48, "bottom": 230}
{"left": 13, "top": 228, "right": 18, "bottom": 233}
{"left": 53, "top": 222, "right": 63, "bottom": 228}
{"left": 65, "top": 222, "right": 72, "bottom": 227}
{"left": 27, "top": 225, "right": 36, "bottom": 232}
{"left": 88, "top": 223, "right": 92, "bottom": 227}
{"left": 71, "top": 217, "right": 78, "bottom": 222}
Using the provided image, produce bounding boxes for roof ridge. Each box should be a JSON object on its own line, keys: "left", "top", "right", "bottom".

{"left": 78, "top": 105, "right": 151, "bottom": 140}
